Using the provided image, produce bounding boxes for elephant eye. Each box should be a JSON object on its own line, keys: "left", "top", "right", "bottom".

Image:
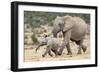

{"left": 59, "top": 23, "right": 61, "bottom": 26}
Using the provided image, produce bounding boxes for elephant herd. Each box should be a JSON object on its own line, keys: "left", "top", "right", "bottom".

{"left": 35, "top": 15, "right": 88, "bottom": 57}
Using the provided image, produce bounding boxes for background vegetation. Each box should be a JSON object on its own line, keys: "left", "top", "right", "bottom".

{"left": 24, "top": 11, "right": 90, "bottom": 28}
{"left": 24, "top": 11, "right": 90, "bottom": 44}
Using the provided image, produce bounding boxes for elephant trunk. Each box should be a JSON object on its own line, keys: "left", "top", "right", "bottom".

{"left": 52, "top": 27, "right": 60, "bottom": 37}
{"left": 53, "top": 32, "right": 57, "bottom": 37}
{"left": 52, "top": 22, "right": 63, "bottom": 37}
{"left": 35, "top": 44, "right": 41, "bottom": 52}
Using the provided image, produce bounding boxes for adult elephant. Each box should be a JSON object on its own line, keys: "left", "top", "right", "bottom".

{"left": 52, "top": 15, "right": 87, "bottom": 56}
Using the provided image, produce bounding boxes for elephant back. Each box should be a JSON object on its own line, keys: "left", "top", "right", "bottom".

{"left": 71, "top": 17, "right": 88, "bottom": 41}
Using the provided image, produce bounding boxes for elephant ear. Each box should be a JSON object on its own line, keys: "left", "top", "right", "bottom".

{"left": 62, "top": 16, "right": 74, "bottom": 32}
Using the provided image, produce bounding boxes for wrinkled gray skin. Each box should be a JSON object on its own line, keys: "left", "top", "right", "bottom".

{"left": 52, "top": 15, "right": 87, "bottom": 56}
{"left": 36, "top": 35, "right": 61, "bottom": 57}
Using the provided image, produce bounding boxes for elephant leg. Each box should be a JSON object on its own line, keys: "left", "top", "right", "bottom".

{"left": 42, "top": 46, "right": 51, "bottom": 57}
{"left": 75, "top": 40, "right": 83, "bottom": 54}
{"left": 58, "top": 42, "right": 67, "bottom": 55}
{"left": 55, "top": 50, "right": 59, "bottom": 56}
{"left": 51, "top": 49, "right": 58, "bottom": 56}
{"left": 66, "top": 43, "right": 72, "bottom": 56}
{"left": 48, "top": 50, "right": 53, "bottom": 57}
{"left": 82, "top": 44, "right": 87, "bottom": 53}
{"left": 58, "top": 39, "right": 70, "bottom": 55}
{"left": 58, "top": 31, "right": 71, "bottom": 55}
{"left": 76, "top": 40, "right": 87, "bottom": 54}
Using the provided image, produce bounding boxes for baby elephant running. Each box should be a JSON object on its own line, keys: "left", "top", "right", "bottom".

{"left": 36, "top": 35, "right": 61, "bottom": 57}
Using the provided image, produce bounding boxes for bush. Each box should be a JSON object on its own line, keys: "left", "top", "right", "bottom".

{"left": 37, "top": 34, "right": 41, "bottom": 37}
{"left": 24, "top": 11, "right": 90, "bottom": 27}
{"left": 31, "top": 34, "right": 38, "bottom": 44}
{"left": 24, "top": 36, "right": 28, "bottom": 39}
{"left": 44, "top": 29, "right": 47, "bottom": 33}
{"left": 24, "top": 41, "right": 27, "bottom": 45}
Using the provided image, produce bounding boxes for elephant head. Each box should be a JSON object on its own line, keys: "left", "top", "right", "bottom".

{"left": 35, "top": 35, "right": 47, "bottom": 52}
{"left": 52, "top": 16, "right": 64, "bottom": 37}
{"left": 52, "top": 15, "right": 73, "bottom": 37}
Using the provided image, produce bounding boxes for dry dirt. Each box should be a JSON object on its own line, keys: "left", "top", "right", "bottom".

{"left": 24, "top": 35, "right": 90, "bottom": 62}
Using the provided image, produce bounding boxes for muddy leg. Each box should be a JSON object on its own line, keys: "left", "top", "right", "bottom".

{"left": 66, "top": 43, "right": 72, "bottom": 56}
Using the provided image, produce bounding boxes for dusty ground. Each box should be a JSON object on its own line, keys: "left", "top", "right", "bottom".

{"left": 24, "top": 35, "right": 90, "bottom": 62}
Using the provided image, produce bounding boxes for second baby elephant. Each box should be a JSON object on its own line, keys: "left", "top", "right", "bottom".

{"left": 36, "top": 35, "right": 61, "bottom": 57}
{"left": 52, "top": 15, "right": 87, "bottom": 56}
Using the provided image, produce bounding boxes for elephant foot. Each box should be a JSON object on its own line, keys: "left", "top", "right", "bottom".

{"left": 58, "top": 52, "right": 62, "bottom": 55}
{"left": 67, "top": 52, "right": 72, "bottom": 57}
{"left": 49, "top": 54, "right": 53, "bottom": 57}
{"left": 82, "top": 46, "right": 87, "bottom": 53}
{"left": 69, "top": 55, "right": 72, "bottom": 57}
{"left": 55, "top": 55, "right": 58, "bottom": 57}
{"left": 42, "top": 54, "right": 45, "bottom": 57}
{"left": 67, "top": 52, "right": 72, "bottom": 55}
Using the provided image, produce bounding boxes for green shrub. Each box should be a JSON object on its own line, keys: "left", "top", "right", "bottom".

{"left": 31, "top": 34, "right": 38, "bottom": 44}
{"left": 24, "top": 41, "right": 27, "bottom": 45}
{"left": 44, "top": 29, "right": 47, "bottom": 33}
{"left": 37, "top": 34, "right": 41, "bottom": 37}
{"left": 24, "top": 36, "right": 28, "bottom": 39}
{"left": 24, "top": 11, "right": 90, "bottom": 27}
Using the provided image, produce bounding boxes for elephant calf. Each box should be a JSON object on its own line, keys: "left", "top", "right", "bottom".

{"left": 36, "top": 35, "right": 61, "bottom": 57}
